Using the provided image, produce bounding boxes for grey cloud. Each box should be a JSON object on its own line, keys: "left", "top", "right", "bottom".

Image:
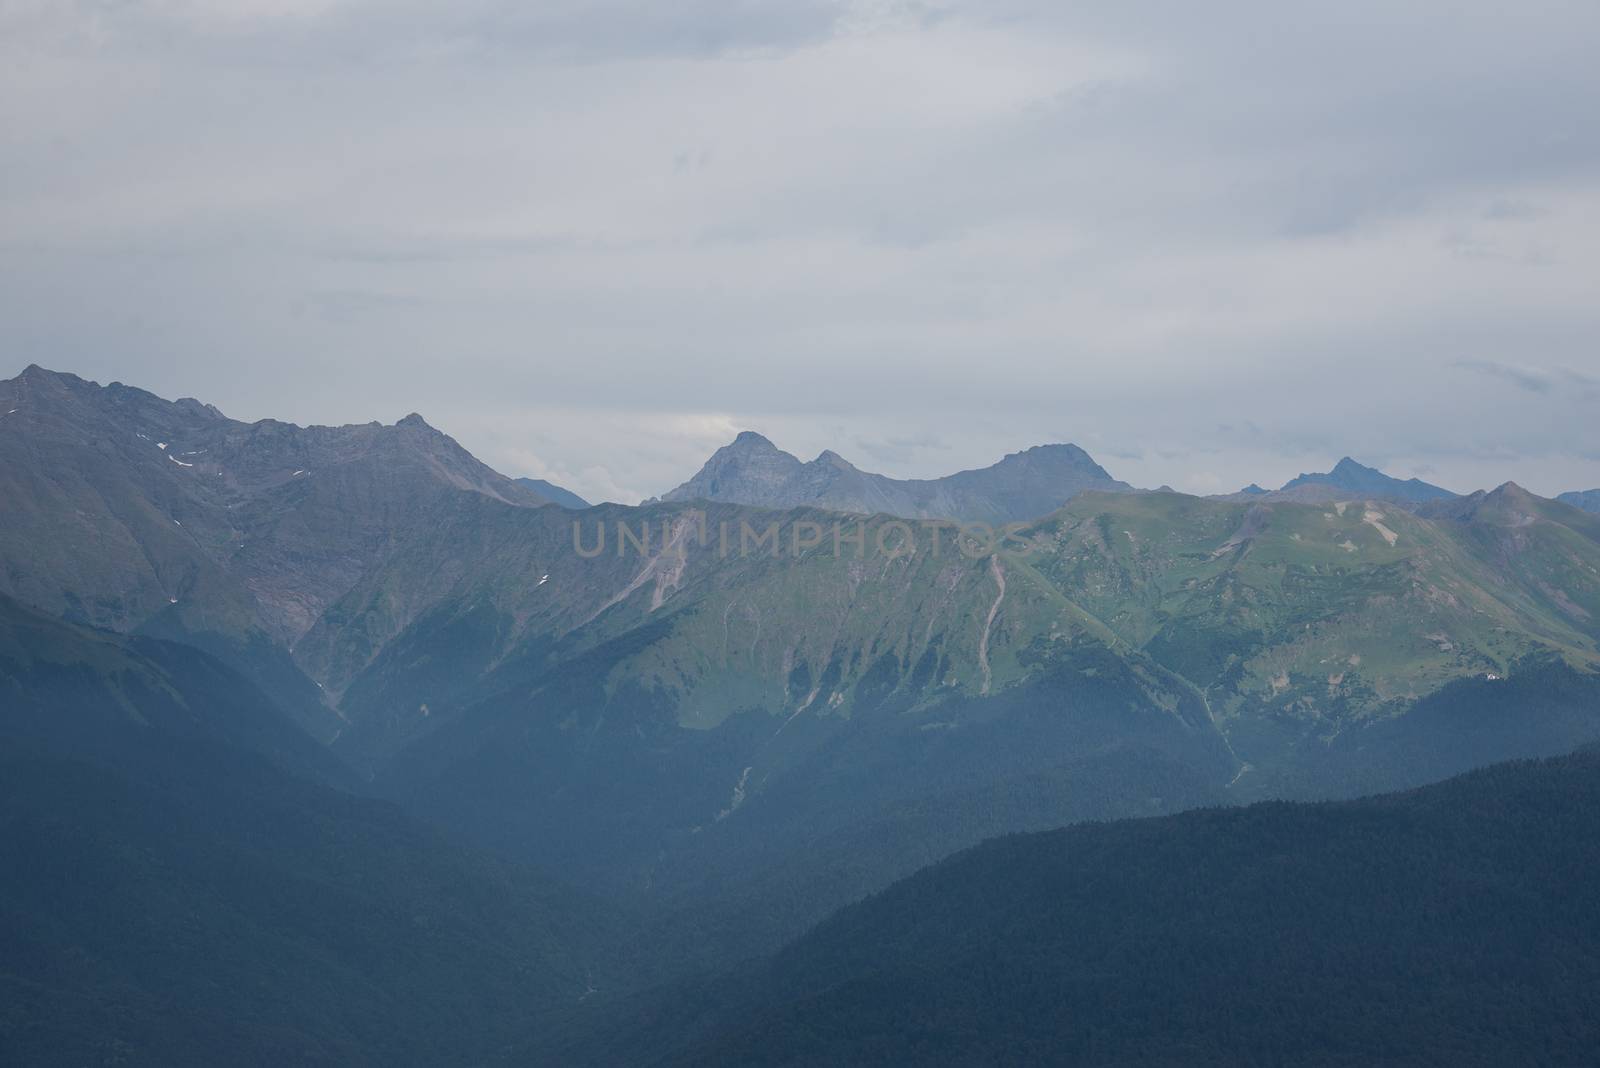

{"left": 1456, "top": 360, "right": 1554, "bottom": 394}
{"left": 1483, "top": 198, "right": 1545, "bottom": 221}
{"left": 9, "top": 0, "right": 846, "bottom": 66}
{"left": 295, "top": 289, "right": 423, "bottom": 324}
{"left": 852, "top": 433, "right": 950, "bottom": 466}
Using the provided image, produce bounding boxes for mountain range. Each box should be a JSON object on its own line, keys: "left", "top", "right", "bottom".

{"left": 5, "top": 367, "right": 1598, "bottom": 784}
{"left": 656, "top": 430, "right": 1132, "bottom": 522}
{"left": 659, "top": 438, "right": 1474, "bottom": 520}
{"left": 5, "top": 364, "right": 1600, "bottom": 1063}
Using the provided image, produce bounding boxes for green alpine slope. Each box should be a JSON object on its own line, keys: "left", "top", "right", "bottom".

{"left": 304, "top": 484, "right": 1600, "bottom": 789}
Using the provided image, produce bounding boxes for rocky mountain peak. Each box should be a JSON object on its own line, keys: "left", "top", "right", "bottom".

{"left": 397, "top": 412, "right": 433, "bottom": 430}
{"left": 815, "top": 449, "right": 855, "bottom": 470}
{"left": 730, "top": 430, "right": 780, "bottom": 450}
{"left": 999, "top": 443, "right": 1107, "bottom": 474}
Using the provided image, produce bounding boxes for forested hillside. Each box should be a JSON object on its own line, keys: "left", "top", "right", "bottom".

{"left": 557, "top": 748, "right": 1600, "bottom": 1067}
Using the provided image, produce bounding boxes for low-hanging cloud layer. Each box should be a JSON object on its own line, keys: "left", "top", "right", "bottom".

{"left": 3, "top": 0, "right": 1598, "bottom": 501}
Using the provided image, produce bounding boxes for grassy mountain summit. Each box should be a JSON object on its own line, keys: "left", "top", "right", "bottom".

{"left": 657, "top": 431, "right": 1132, "bottom": 522}
{"left": 1030, "top": 488, "right": 1598, "bottom": 709}
{"left": 1015, "top": 488, "right": 1600, "bottom": 794}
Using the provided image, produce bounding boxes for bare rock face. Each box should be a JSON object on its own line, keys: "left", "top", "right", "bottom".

{"left": 659, "top": 432, "right": 1131, "bottom": 523}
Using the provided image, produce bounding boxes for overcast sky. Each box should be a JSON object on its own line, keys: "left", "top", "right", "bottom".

{"left": 3, "top": 1, "right": 1598, "bottom": 502}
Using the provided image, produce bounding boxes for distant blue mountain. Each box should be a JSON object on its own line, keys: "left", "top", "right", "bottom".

{"left": 515, "top": 477, "right": 590, "bottom": 509}
{"left": 1279, "top": 457, "right": 1457, "bottom": 504}
{"left": 1559, "top": 489, "right": 1600, "bottom": 514}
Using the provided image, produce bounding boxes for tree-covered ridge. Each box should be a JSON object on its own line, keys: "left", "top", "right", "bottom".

{"left": 604, "top": 747, "right": 1600, "bottom": 1067}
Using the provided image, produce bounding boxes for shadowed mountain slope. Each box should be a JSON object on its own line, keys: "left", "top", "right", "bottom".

{"left": 0, "top": 593, "right": 344, "bottom": 786}
{"left": 0, "top": 593, "right": 622, "bottom": 1068}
